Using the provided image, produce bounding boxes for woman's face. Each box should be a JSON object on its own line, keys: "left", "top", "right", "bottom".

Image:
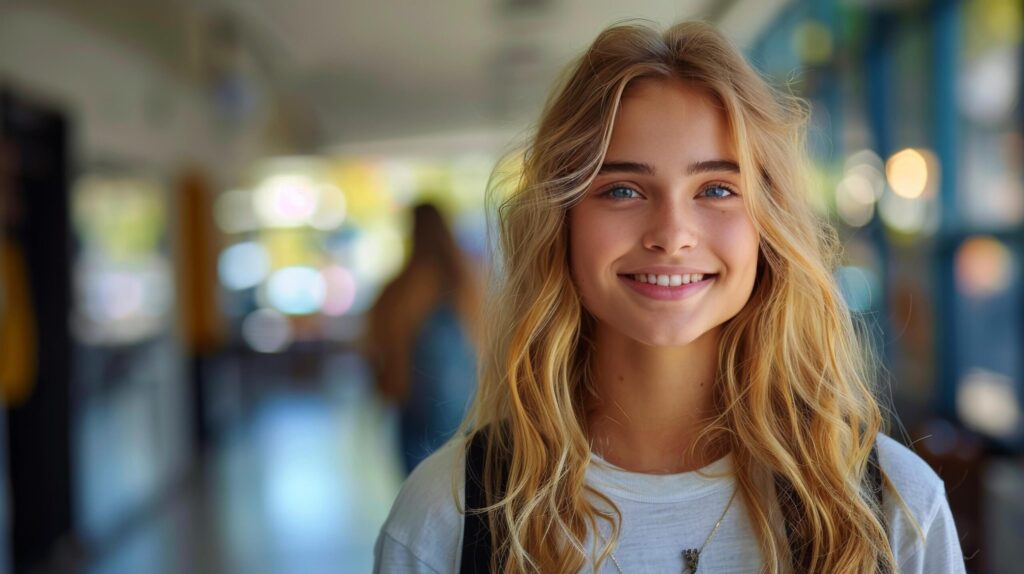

{"left": 569, "top": 77, "right": 760, "bottom": 347}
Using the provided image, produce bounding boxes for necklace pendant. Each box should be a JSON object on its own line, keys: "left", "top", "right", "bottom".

{"left": 682, "top": 548, "right": 700, "bottom": 573}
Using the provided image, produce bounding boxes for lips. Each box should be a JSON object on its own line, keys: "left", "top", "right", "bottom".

{"left": 618, "top": 273, "right": 716, "bottom": 301}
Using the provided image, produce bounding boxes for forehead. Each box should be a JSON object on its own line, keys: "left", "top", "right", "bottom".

{"left": 607, "top": 77, "right": 734, "bottom": 163}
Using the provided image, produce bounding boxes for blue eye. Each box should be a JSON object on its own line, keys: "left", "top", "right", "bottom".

{"left": 700, "top": 184, "right": 736, "bottom": 199}
{"left": 602, "top": 186, "right": 641, "bottom": 200}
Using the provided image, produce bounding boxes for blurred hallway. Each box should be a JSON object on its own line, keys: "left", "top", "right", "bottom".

{"left": 2, "top": 1, "right": 1024, "bottom": 572}
{"left": 79, "top": 353, "right": 403, "bottom": 574}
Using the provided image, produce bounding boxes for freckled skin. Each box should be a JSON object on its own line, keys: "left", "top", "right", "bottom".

{"left": 569, "top": 78, "right": 760, "bottom": 348}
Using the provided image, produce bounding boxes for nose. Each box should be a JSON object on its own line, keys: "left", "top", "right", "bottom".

{"left": 641, "top": 203, "right": 699, "bottom": 254}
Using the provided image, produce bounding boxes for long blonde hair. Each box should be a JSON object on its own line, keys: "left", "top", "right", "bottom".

{"left": 460, "top": 21, "right": 896, "bottom": 573}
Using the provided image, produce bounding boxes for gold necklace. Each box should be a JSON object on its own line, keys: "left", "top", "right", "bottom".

{"left": 605, "top": 488, "right": 737, "bottom": 574}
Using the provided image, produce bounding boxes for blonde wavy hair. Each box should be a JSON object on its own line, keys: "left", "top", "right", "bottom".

{"left": 457, "top": 20, "right": 898, "bottom": 573}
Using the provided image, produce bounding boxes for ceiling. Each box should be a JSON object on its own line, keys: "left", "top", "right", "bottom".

{"left": 33, "top": 0, "right": 793, "bottom": 152}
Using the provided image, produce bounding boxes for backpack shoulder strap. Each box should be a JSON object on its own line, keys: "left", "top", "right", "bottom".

{"left": 461, "top": 428, "right": 503, "bottom": 573}
{"left": 867, "top": 442, "right": 891, "bottom": 573}
{"left": 777, "top": 441, "right": 890, "bottom": 573}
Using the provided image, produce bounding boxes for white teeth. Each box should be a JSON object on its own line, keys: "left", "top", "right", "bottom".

{"left": 632, "top": 273, "right": 709, "bottom": 285}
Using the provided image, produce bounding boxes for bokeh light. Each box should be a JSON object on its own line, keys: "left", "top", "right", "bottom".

{"left": 835, "top": 172, "right": 877, "bottom": 227}
{"left": 957, "top": 368, "right": 1021, "bottom": 438}
{"left": 266, "top": 266, "right": 326, "bottom": 315}
{"left": 959, "top": 47, "right": 1018, "bottom": 125}
{"left": 310, "top": 183, "right": 348, "bottom": 231}
{"left": 879, "top": 189, "right": 928, "bottom": 234}
{"left": 350, "top": 219, "right": 405, "bottom": 286}
{"left": 320, "top": 265, "right": 357, "bottom": 316}
{"left": 254, "top": 174, "right": 321, "bottom": 228}
{"left": 954, "top": 235, "right": 1015, "bottom": 298}
{"left": 241, "top": 308, "right": 293, "bottom": 353}
{"left": 886, "top": 148, "right": 931, "bottom": 199}
{"left": 218, "top": 242, "right": 271, "bottom": 291}
{"left": 844, "top": 150, "right": 886, "bottom": 200}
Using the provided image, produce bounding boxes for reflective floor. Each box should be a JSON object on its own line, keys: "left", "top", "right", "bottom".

{"left": 35, "top": 350, "right": 1024, "bottom": 574}
{"left": 84, "top": 354, "right": 406, "bottom": 574}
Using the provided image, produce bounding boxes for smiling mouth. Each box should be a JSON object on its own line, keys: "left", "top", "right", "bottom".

{"left": 616, "top": 273, "right": 717, "bottom": 302}
{"left": 619, "top": 272, "right": 718, "bottom": 287}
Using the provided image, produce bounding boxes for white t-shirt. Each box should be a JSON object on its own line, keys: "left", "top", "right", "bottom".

{"left": 374, "top": 433, "right": 965, "bottom": 573}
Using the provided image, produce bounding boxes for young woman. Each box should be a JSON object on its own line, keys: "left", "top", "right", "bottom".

{"left": 374, "top": 21, "right": 965, "bottom": 573}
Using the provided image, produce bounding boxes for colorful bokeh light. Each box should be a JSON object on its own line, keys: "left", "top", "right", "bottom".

{"left": 218, "top": 242, "right": 271, "bottom": 291}
{"left": 320, "top": 265, "right": 357, "bottom": 316}
{"left": 241, "top": 308, "right": 293, "bottom": 353}
{"left": 955, "top": 236, "right": 1015, "bottom": 298}
{"left": 266, "top": 266, "right": 327, "bottom": 315}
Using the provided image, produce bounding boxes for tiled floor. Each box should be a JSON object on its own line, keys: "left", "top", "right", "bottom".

{"left": 84, "top": 356, "right": 407, "bottom": 574}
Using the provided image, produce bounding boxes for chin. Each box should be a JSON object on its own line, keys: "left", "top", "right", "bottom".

{"left": 628, "top": 325, "right": 706, "bottom": 348}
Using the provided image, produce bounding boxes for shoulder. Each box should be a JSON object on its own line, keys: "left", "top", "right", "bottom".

{"left": 875, "top": 432, "right": 966, "bottom": 572}
{"left": 375, "top": 439, "right": 466, "bottom": 572}
{"left": 875, "top": 432, "right": 945, "bottom": 520}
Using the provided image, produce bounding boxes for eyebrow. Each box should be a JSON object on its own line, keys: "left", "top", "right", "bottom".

{"left": 597, "top": 159, "right": 740, "bottom": 176}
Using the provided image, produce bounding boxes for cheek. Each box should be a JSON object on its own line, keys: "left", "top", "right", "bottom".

{"left": 717, "top": 214, "right": 760, "bottom": 281}
{"left": 569, "top": 208, "right": 610, "bottom": 275}
{"left": 568, "top": 207, "right": 621, "bottom": 308}
{"left": 568, "top": 211, "right": 585, "bottom": 272}
{"left": 567, "top": 211, "right": 593, "bottom": 293}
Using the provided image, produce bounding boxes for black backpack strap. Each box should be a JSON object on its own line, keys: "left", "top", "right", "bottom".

{"left": 461, "top": 430, "right": 491, "bottom": 573}
{"left": 777, "top": 441, "right": 890, "bottom": 573}
{"left": 462, "top": 428, "right": 510, "bottom": 573}
{"left": 867, "top": 443, "right": 891, "bottom": 574}
{"left": 775, "top": 470, "right": 812, "bottom": 573}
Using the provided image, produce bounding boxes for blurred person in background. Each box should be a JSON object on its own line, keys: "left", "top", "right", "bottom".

{"left": 365, "top": 202, "right": 481, "bottom": 474}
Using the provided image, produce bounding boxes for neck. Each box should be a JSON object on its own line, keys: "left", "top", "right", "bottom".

{"left": 584, "top": 324, "right": 726, "bottom": 474}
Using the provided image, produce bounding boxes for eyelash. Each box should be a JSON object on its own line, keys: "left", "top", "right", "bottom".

{"left": 599, "top": 182, "right": 738, "bottom": 201}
